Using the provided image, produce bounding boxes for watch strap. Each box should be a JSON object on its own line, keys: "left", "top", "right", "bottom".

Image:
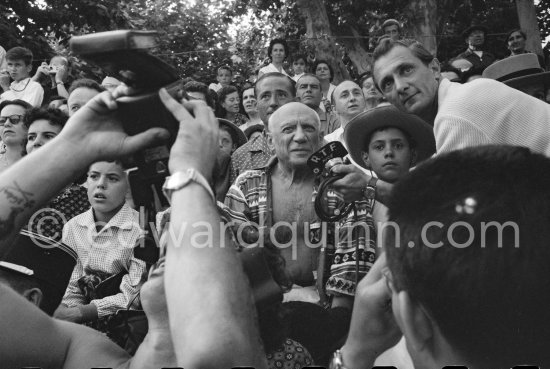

{"left": 163, "top": 168, "right": 215, "bottom": 202}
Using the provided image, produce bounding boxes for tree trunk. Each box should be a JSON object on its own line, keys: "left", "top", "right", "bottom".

{"left": 336, "top": 26, "right": 372, "bottom": 75}
{"left": 296, "top": 0, "right": 349, "bottom": 83}
{"left": 515, "top": 0, "right": 543, "bottom": 56}
{"left": 404, "top": 0, "right": 438, "bottom": 55}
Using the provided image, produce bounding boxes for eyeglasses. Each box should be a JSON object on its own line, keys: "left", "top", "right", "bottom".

{"left": 0, "top": 115, "right": 24, "bottom": 126}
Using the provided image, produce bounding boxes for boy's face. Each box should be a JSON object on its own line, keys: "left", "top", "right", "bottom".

{"left": 363, "top": 127, "right": 414, "bottom": 183}
{"left": 6, "top": 59, "right": 32, "bottom": 82}
{"left": 292, "top": 59, "right": 306, "bottom": 75}
{"left": 219, "top": 128, "right": 235, "bottom": 157}
{"left": 87, "top": 161, "right": 128, "bottom": 216}
{"left": 217, "top": 69, "right": 232, "bottom": 85}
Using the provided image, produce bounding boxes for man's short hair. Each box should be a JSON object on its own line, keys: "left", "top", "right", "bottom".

{"left": 267, "top": 38, "right": 289, "bottom": 59}
{"left": 24, "top": 107, "right": 68, "bottom": 129}
{"left": 506, "top": 28, "right": 527, "bottom": 44}
{"left": 68, "top": 78, "right": 105, "bottom": 95}
{"left": 6, "top": 47, "right": 33, "bottom": 65}
{"left": 217, "top": 65, "right": 233, "bottom": 75}
{"left": 254, "top": 72, "right": 296, "bottom": 98}
{"left": 386, "top": 145, "right": 550, "bottom": 367}
{"left": 183, "top": 81, "right": 214, "bottom": 108}
{"left": 295, "top": 73, "right": 320, "bottom": 87}
{"left": 382, "top": 18, "right": 401, "bottom": 32}
{"left": 372, "top": 38, "right": 435, "bottom": 90}
{"left": 0, "top": 99, "right": 33, "bottom": 113}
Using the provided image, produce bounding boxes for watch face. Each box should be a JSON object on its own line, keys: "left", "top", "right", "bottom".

{"left": 364, "top": 186, "right": 376, "bottom": 200}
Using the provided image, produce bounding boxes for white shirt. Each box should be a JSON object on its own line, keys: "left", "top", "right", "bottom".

{"left": 62, "top": 203, "right": 147, "bottom": 318}
{"left": 259, "top": 63, "right": 289, "bottom": 77}
{"left": 435, "top": 78, "right": 550, "bottom": 156}
{"left": 0, "top": 77, "right": 44, "bottom": 107}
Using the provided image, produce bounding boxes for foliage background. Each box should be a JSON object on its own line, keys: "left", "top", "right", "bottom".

{"left": 1, "top": 0, "right": 547, "bottom": 85}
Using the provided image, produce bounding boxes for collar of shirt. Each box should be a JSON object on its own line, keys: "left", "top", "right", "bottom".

{"left": 77, "top": 202, "right": 138, "bottom": 232}
{"left": 246, "top": 130, "right": 270, "bottom": 154}
{"left": 10, "top": 77, "right": 31, "bottom": 89}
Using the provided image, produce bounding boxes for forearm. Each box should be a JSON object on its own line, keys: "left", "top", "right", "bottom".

{"left": 0, "top": 137, "right": 91, "bottom": 248}
{"left": 56, "top": 82, "right": 69, "bottom": 98}
{"left": 165, "top": 183, "right": 267, "bottom": 369}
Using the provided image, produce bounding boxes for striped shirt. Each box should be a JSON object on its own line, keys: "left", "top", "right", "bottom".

{"left": 61, "top": 203, "right": 147, "bottom": 318}
{"left": 435, "top": 78, "right": 550, "bottom": 155}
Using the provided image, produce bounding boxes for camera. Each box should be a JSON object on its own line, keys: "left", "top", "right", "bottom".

{"left": 48, "top": 65, "right": 59, "bottom": 75}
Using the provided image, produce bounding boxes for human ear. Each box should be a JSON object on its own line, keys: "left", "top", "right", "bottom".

{"left": 395, "top": 290, "right": 434, "bottom": 354}
{"left": 429, "top": 58, "right": 441, "bottom": 81}
{"left": 22, "top": 288, "right": 43, "bottom": 308}
{"left": 362, "top": 151, "right": 371, "bottom": 168}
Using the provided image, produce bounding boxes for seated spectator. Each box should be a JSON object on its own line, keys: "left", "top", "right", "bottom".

{"left": 453, "top": 25, "right": 496, "bottom": 77}
{"left": 214, "top": 118, "right": 247, "bottom": 202}
{"left": 292, "top": 54, "right": 307, "bottom": 82}
{"left": 357, "top": 71, "right": 386, "bottom": 109}
{"left": 0, "top": 47, "right": 44, "bottom": 107}
{"left": 54, "top": 160, "right": 147, "bottom": 329}
{"left": 327, "top": 105, "right": 436, "bottom": 310}
{"left": 67, "top": 78, "right": 105, "bottom": 116}
{"left": 0, "top": 230, "right": 77, "bottom": 316}
{"left": 0, "top": 99, "right": 32, "bottom": 173}
{"left": 240, "top": 84, "right": 263, "bottom": 131}
{"left": 259, "top": 38, "right": 290, "bottom": 78}
{"left": 483, "top": 53, "right": 550, "bottom": 102}
{"left": 209, "top": 65, "right": 233, "bottom": 92}
{"left": 32, "top": 55, "right": 69, "bottom": 100}
{"left": 296, "top": 73, "right": 340, "bottom": 136}
{"left": 324, "top": 80, "right": 366, "bottom": 146}
{"left": 313, "top": 59, "right": 336, "bottom": 111}
{"left": 335, "top": 145, "right": 550, "bottom": 368}
{"left": 24, "top": 107, "right": 89, "bottom": 241}
{"left": 505, "top": 28, "right": 545, "bottom": 68}
{"left": 216, "top": 85, "right": 249, "bottom": 127}
{"left": 381, "top": 18, "right": 401, "bottom": 41}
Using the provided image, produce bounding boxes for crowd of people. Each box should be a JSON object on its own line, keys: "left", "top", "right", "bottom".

{"left": 1, "top": 18, "right": 550, "bottom": 369}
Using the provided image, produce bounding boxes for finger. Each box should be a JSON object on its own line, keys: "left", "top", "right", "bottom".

{"left": 118, "top": 127, "right": 170, "bottom": 157}
{"left": 363, "top": 252, "right": 388, "bottom": 286}
{"left": 85, "top": 91, "right": 118, "bottom": 114}
{"left": 330, "top": 163, "right": 355, "bottom": 175}
{"left": 192, "top": 99, "right": 218, "bottom": 131}
{"left": 112, "top": 84, "right": 141, "bottom": 99}
{"left": 159, "top": 88, "right": 193, "bottom": 122}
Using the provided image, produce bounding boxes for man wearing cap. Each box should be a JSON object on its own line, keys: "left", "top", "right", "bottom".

{"left": 454, "top": 24, "right": 496, "bottom": 76}
{"left": 0, "top": 229, "right": 77, "bottom": 316}
{"left": 482, "top": 53, "right": 550, "bottom": 103}
{"left": 382, "top": 19, "right": 401, "bottom": 41}
{"left": 296, "top": 73, "right": 340, "bottom": 136}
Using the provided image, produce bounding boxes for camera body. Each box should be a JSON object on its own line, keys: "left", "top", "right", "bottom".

{"left": 48, "top": 65, "right": 59, "bottom": 75}
{"left": 307, "top": 141, "right": 348, "bottom": 178}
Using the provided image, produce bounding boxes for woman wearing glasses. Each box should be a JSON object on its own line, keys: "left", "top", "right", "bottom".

{"left": 0, "top": 99, "right": 31, "bottom": 173}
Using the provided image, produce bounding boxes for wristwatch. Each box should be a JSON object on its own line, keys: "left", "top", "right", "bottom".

{"left": 162, "top": 168, "right": 214, "bottom": 202}
{"left": 329, "top": 349, "right": 350, "bottom": 369}
{"left": 362, "top": 176, "right": 378, "bottom": 201}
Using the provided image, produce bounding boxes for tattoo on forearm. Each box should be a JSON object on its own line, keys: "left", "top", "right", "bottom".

{"left": 0, "top": 182, "right": 35, "bottom": 239}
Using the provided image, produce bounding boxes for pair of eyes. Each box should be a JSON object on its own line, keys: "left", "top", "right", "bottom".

{"left": 259, "top": 91, "right": 290, "bottom": 100}
{"left": 281, "top": 125, "right": 316, "bottom": 134}
{"left": 380, "top": 66, "right": 415, "bottom": 91}
{"left": 371, "top": 142, "right": 406, "bottom": 151}
{"left": 28, "top": 133, "right": 57, "bottom": 141}
{"left": 88, "top": 174, "right": 121, "bottom": 182}
{"left": 298, "top": 84, "right": 320, "bottom": 90}
{"left": 225, "top": 97, "right": 240, "bottom": 103}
